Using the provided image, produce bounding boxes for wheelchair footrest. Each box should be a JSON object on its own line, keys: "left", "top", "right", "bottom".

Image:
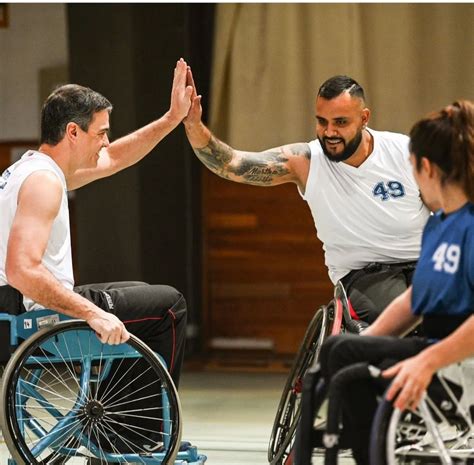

{"left": 7, "top": 455, "right": 208, "bottom": 465}
{"left": 175, "top": 454, "right": 207, "bottom": 465}
{"left": 7, "top": 446, "right": 208, "bottom": 464}
{"left": 175, "top": 443, "right": 207, "bottom": 464}
{"left": 7, "top": 452, "right": 208, "bottom": 465}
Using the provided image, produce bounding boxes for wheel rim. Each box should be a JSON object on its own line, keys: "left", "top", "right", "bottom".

{"left": 386, "top": 407, "right": 473, "bottom": 464}
{"left": 1, "top": 321, "right": 181, "bottom": 464}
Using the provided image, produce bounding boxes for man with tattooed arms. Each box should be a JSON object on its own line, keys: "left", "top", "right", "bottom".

{"left": 184, "top": 73, "right": 429, "bottom": 325}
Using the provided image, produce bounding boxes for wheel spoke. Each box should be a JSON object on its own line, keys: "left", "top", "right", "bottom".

{"left": 1, "top": 320, "right": 182, "bottom": 464}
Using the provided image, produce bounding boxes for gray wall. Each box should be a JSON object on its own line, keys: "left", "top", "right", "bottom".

{"left": 0, "top": 4, "right": 68, "bottom": 141}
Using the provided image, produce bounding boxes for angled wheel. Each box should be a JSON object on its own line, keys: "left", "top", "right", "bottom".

{"left": 1, "top": 320, "right": 182, "bottom": 464}
{"left": 268, "top": 303, "right": 335, "bottom": 465}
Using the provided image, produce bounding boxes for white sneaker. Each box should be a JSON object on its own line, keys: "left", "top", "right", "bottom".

{"left": 417, "top": 423, "right": 459, "bottom": 447}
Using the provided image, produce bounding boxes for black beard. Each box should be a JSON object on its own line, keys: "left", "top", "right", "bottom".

{"left": 319, "top": 130, "right": 363, "bottom": 163}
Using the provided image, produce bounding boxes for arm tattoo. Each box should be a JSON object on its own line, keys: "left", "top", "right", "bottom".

{"left": 193, "top": 135, "right": 305, "bottom": 186}
{"left": 289, "top": 143, "right": 312, "bottom": 160}
{"left": 232, "top": 152, "right": 289, "bottom": 185}
{"left": 193, "top": 135, "right": 234, "bottom": 177}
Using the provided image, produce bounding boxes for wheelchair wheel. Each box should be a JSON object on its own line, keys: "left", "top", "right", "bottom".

{"left": 370, "top": 397, "right": 474, "bottom": 465}
{"left": 1, "top": 320, "right": 182, "bottom": 465}
{"left": 268, "top": 303, "right": 334, "bottom": 465}
{"left": 293, "top": 377, "right": 329, "bottom": 465}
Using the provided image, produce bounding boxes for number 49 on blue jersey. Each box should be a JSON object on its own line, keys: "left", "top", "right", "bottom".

{"left": 432, "top": 242, "right": 461, "bottom": 274}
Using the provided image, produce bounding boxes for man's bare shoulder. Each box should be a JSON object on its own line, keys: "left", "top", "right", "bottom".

{"left": 274, "top": 142, "right": 312, "bottom": 191}
{"left": 20, "top": 169, "right": 63, "bottom": 192}
{"left": 18, "top": 170, "right": 63, "bottom": 214}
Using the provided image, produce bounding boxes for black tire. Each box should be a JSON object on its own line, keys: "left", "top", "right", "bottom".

{"left": 0, "top": 320, "right": 182, "bottom": 465}
{"left": 268, "top": 304, "right": 334, "bottom": 465}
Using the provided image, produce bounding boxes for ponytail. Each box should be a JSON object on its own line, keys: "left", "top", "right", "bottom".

{"left": 409, "top": 100, "right": 474, "bottom": 202}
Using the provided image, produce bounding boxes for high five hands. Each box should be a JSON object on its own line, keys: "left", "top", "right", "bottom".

{"left": 169, "top": 58, "right": 194, "bottom": 122}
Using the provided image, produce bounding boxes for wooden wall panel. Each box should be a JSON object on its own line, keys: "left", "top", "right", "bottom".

{"left": 203, "top": 168, "right": 333, "bottom": 357}
{"left": 0, "top": 141, "right": 38, "bottom": 171}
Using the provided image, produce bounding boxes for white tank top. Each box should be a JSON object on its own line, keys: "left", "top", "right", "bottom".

{"left": 301, "top": 129, "right": 430, "bottom": 284}
{"left": 0, "top": 151, "right": 74, "bottom": 310}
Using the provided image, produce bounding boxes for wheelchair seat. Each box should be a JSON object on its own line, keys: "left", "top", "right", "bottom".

{"left": 0, "top": 309, "right": 207, "bottom": 465}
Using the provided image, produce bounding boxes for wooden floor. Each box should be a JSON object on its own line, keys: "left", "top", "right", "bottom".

{"left": 179, "top": 370, "right": 355, "bottom": 465}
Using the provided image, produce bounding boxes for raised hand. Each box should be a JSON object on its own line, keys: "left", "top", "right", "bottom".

{"left": 169, "top": 58, "right": 194, "bottom": 122}
{"left": 183, "top": 67, "right": 203, "bottom": 127}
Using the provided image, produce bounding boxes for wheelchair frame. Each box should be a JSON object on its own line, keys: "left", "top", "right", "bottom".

{"left": 0, "top": 309, "right": 207, "bottom": 465}
{"left": 370, "top": 359, "right": 474, "bottom": 465}
{"left": 293, "top": 339, "right": 474, "bottom": 465}
{"left": 268, "top": 281, "right": 365, "bottom": 465}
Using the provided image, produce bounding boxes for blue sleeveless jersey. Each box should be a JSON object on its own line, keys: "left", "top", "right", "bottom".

{"left": 411, "top": 202, "right": 474, "bottom": 338}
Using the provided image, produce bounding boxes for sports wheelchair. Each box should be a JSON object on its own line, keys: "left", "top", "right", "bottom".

{"left": 268, "top": 281, "right": 367, "bottom": 465}
{"left": 0, "top": 309, "right": 207, "bottom": 465}
{"left": 370, "top": 358, "right": 474, "bottom": 465}
{"left": 294, "top": 356, "right": 474, "bottom": 465}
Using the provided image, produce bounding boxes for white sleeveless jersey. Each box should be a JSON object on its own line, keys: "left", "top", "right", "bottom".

{"left": 0, "top": 151, "right": 74, "bottom": 310}
{"left": 301, "top": 129, "right": 430, "bottom": 284}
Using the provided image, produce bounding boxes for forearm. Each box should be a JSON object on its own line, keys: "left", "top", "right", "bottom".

{"left": 184, "top": 120, "right": 234, "bottom": 179}
{"left": 184, "top": 119, "right": 212, "bottom": 149}
{"left": 7, "top": 264, "right": 99, "bottom": 321}
{"left": 189, "top": 134, "right": 236, "bottom": 180}
{"left": 185, "top": 121, "right": 302, "bottom": 187}
{"left": 363, "top": 287, "right": 420, "bottom": 337}
{"left": 106, "top": 111, "right": 182, "bottom": 172}
{"left": 382, "top": 318, "right": 474, "bottom": 411}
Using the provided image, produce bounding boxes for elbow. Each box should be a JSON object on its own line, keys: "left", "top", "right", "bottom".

{"left": 5, "top": 258, "right": 29, "bottom": 293}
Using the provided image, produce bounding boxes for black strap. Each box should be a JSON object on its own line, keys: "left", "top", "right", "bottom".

{"left": 0, "top": 285, "right": 26, "bottom": 315}
{"left": 422, "top": 314, "right": 470, "bottom": 340}
{"left": 340, "top": 261, "right": 418, "bottom": 291}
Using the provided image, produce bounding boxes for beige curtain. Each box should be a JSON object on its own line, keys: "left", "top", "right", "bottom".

{"left": 210, "top": 3, "right": 474, "bottom": 148}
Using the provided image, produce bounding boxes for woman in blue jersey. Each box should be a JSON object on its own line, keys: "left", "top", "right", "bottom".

{"left": 317, "top": 100, "right": 474, "bottom": 465}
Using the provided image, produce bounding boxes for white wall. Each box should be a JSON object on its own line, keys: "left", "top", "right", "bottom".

{"left": 0, "top": 3, "right": 68, "bottom": 141}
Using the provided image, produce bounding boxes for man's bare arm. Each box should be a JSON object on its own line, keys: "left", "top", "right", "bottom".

{"left": 183, "top": 68, "right": 311, "bottom": 190}
{"left": 6, "top": 172, "right": 129, "bottom": 344}
{"left": 194, "top": 135, "right": 311, "bottom": 187}
{"left": 68, "top": 59, "right": 193, "bottom": 190}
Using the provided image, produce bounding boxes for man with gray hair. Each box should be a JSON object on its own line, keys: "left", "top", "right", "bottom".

{"left": 0, "top": 58, "right": 193, "bottom": 390}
